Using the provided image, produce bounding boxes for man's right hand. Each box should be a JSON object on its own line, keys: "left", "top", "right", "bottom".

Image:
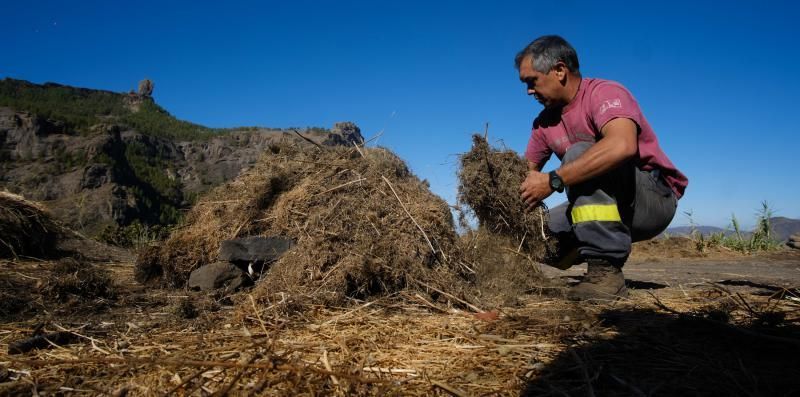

{"left": 520, "top": 170, "right": 554, "bottom": 209}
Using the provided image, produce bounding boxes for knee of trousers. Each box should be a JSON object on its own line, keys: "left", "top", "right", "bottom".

{"left": 570, "top": 201, "right": 632, "bottom": 262}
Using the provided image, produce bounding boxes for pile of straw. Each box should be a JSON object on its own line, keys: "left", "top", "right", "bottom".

{"left": 136, "top": 142, "right": 467, "bottom": 304}
{"left": 0, "top": 191, "right": 61, "bottom": 258}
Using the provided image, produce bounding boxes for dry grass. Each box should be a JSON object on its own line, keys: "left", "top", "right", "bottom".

{"left": 3, "top": 259, "right": 798, "bottom": 396}
{"left": 0, "top": 191, "right": 63, "bottom": 259}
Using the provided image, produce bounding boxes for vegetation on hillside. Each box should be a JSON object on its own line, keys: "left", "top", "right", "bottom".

{"left": 0, "top": 78, "right": 213, "bottom": 140}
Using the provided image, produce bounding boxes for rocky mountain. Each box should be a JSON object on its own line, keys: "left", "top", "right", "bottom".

{"left": 0, "top": 78, "right": 363, "bottom": 236}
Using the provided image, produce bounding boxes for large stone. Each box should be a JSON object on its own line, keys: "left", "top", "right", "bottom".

{"left": 787, "top": 240, "right": 800, "bottom": 250}
{"left": 219, "top": 236, "right": 294, "bottom": 265}
{"left": 187, "top": 261, "right": 251, "bottom": 291}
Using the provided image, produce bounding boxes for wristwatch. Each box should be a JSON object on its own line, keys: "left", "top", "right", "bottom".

{"left": 548, "top": 170, "right": 565, "bottom": 193}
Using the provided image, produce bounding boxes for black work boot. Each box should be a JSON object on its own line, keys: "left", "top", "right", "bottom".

{"left": 567, "top": 259, "right": 628, "bottom": 302}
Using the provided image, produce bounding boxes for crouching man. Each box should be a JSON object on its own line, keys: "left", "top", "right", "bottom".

{"left": 516, "top": 35, "right": 688, "bottom": 301}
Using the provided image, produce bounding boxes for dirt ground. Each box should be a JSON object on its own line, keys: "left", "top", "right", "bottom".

{"left": 1, "top": 243, "right": 799, "bottom": 396}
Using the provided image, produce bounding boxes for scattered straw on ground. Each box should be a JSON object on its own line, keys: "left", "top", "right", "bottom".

{"left": 3, "top": 257, "right": 799, "bottom": 396}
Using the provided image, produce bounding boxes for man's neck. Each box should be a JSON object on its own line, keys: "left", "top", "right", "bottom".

{"left": 562, "top": 74, "right": 582, "bottom": 106}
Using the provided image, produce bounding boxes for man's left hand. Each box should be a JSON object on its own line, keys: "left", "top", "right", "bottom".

{"left": 520, "top": 170, "right": 554, "bottom": 208}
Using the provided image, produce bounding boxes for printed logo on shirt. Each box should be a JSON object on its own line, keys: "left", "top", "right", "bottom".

{"left": 599, "top": 99, "right": 622, "bottom": 114}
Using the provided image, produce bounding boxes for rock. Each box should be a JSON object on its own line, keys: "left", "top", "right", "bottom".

{"left": 790, "top": 233, "right": 800, "bottom": 242}
{"left": 187, "top": 261, "right": 251, "bottom": 292}
{"left": 219, "top": 236, "right": 294, "bottom": 265}
{"left": 80, "top": 164, "right": 110, "bottom": 189}
{"left": 787, "top": 240, "right": 800, "bottom": 250}
{"left": 323, "top": 121, "right": 363, "bottom": 146}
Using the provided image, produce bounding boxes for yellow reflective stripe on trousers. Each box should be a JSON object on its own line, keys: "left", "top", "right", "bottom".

{"left": 571, "top": 204, "right": 622, "bottom": 223}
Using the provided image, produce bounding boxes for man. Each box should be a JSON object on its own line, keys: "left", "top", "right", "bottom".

{"left": 516, "top": 35, "right": 688, "bottom": 301}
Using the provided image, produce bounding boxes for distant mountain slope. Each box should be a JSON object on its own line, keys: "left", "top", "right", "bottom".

{"left": 769, "top": 217, "right": 800, "bottom": 241}
{"left": 666, "top": 217, "right": 800, "bottom": 241}
{"left": 666, "top": 226, "right": 726, "bottom": 236}
{"left": 0, "top": 78, "right": 364, "bottom": 236}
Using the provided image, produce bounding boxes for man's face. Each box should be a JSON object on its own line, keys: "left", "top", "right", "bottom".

{"left": 518, "top": 55, "right": 564, "bottom": 108}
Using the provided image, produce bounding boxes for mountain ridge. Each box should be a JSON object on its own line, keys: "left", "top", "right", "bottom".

{"left": 0, "top": 78, "right": 364, "bottom": 237}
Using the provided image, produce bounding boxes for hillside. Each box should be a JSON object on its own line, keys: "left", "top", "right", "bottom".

{"left": 666, "top": 217, "right": 800, "bottom": 242}
{"left": 0, "top": 78, "right": 363, "bottom": 237}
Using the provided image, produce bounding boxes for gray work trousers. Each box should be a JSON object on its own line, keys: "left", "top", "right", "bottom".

{"left": 547, "top": 142, "right": 677, "bottom": 267}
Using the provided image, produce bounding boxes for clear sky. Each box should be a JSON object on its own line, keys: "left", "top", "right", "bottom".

{"left": 3, "top": 1, "right": 798, "bottom": 228}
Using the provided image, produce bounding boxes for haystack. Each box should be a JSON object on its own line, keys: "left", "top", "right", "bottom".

{"left": 136, "top": 142, "right": 467, "bottom": 304}
{"left": 457, "top": 135, "right": 557, "bottom": 262}
{"left": 0, "top": 191, "right": 61, "bottom": 258}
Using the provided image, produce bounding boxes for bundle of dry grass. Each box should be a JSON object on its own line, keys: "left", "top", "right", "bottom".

{"left": 136, "top": 142, "right": 467, "bottom": 304}
{"left": 0, "top": 191, "right": 61, "bottom": 258}
{"left": 458, "top": 135, "right": 557, "bottom": 261}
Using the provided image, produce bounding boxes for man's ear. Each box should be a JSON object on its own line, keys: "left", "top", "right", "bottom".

{"left": 553, "top": 62, "right": 568, "bottom": 85}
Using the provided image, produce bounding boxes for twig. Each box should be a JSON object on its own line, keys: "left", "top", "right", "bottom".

{"left": 353, "top": 142, "right": 365, "bottom": 158}
{"left": 53, "top": 324, "right": 110, "bottom": 355}
{"left": 406, "top": 292, "right": 447, "bottom": 313}
{"left": 414, "top": 280, "right": 483, "bottom": 313}
{"left": 381, "top": 176, "right": 436, "bottom": 254}
{"left": 313, "top": 178, "right": 366, "bottom": 197}
{"left": 321, "top": 350, "right": 339, "bottom": 386}
{"left": 363, "top": 367, "right": 418, "bottom": 375}
{"left": 249, "top": 295, "right": 270, "bottom": 340}
{"left": 431, "top": 380, "right": 470, "bottom": 397}
{"left": 538, "top": 207, "right": 548, "bottom": 240}
{"left": 213, "top": 353, "right": 256, "bottom": 397}
{"left": 517, "top": 231, "right": 527, "bottom": 253}
{"left": 162, "top": 368, "right": 206, "bottom": 397}
{"left": 362, "top": 129, "right": 384, "bottom": 146}
{"left": 292, "top": 129, "right": 323, "bottom": 149}
{"left": 321, "top": 300, "right": 378, "bottom": 326}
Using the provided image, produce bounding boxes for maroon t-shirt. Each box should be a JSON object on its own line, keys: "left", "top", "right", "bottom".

{"left": 524, "top": 78, "right": 688, "bottom": 199}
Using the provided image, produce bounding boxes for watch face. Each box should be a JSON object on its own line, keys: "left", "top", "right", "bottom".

{"left": 549, "top": 172, "right": 563, "bottom": 191}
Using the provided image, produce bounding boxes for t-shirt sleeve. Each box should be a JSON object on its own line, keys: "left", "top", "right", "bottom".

{"left": 524, "top": 124, "right": 552, "bottom": 168}
{"left": 588, "top": 82, "right": 643, "bottom": 133}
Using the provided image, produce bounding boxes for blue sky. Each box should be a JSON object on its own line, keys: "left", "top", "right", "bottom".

{"left": 3, "top": 1, "right": 798, "bottom": 228}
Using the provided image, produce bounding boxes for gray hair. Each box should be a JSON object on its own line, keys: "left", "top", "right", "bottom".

{"left": 514, "top": 35, "right": 580, "bottom": 76}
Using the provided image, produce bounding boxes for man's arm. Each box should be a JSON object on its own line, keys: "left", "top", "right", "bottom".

{"left": 554, "top": 118, "right": 638, "bottom": 185}
{"left": 520, "top": 118, "right": 638, "bottom": 206}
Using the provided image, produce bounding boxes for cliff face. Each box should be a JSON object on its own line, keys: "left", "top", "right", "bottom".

{"left": 0, "top": 80, "right": 363, "bottom": 235}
